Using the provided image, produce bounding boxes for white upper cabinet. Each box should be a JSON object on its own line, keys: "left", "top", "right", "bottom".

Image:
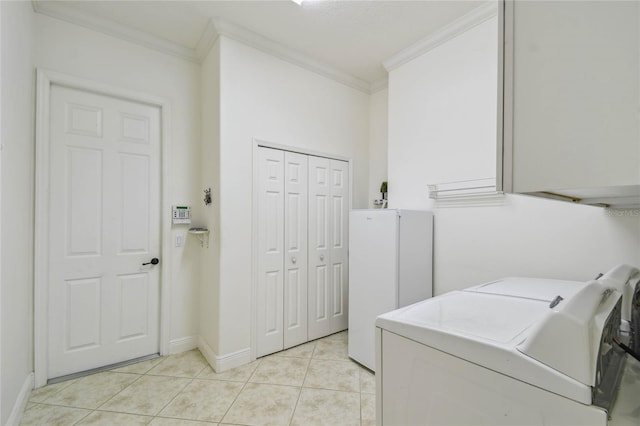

{"left": 503, "top": 0, "right": 639, "bottom": 207}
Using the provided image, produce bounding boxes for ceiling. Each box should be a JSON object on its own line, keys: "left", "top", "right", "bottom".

{"left": 35, "top": 0, "right": 486, "bottom": 85}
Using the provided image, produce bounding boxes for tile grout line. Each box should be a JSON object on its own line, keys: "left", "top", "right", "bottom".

{"left": 28, "top": 370, "right": 146, "bottom": 426}
{"left": 71, "top": 407, "right": 92, "bottom": 426}
{"left": 30, "top": 376, "right": 78, "bottom": 406}
{"left": 288, "top": 342, "right": 317, "bottom": 425}
{"left": 74, "top": 371, "right": 148, "bottom": 425}
{"left": 23, "top": 401, "right": 92, "bottom": 426}
{"left": 83, "top": 357, "right": 199, "bottom": 423}
{"left": 217, "top": 360, "right": 259, "bottom": 424}
{"left": 140, "top": 357, "right": 171, "bottom": 425}
{"left": 150, "top": 376, "right": 196, "bottom": 421}
{"left": 94, "top": 371, "right": 146, "bottom": 410}
{"left": 146, "top": 360, "right": 208, "bottom": 421}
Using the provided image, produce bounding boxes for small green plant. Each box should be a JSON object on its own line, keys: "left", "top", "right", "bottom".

{"left": 380, "top": 181, "right": 388, "bottom": 194}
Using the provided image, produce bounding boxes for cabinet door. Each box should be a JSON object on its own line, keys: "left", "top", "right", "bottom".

{"left": 508, "top": 1, "right": 639, "bottom": 194}
{"left": 329, "top": 160, "right": 349, "bottom": 333}
{"left": 256, "top": 147, "right": 285, "bottom": 357}
{"left": 308, "top": 156, "right": 332, "bottom": 340}
{"left": 283, "top": 152, "right": 308, "bottom": 349}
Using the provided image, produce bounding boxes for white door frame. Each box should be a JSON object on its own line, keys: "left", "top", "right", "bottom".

{"left": 34, "top": 68, "right": 173, "bottom": 388}
{"left": 250, "top": 138, "right": 353, "bottom": 361}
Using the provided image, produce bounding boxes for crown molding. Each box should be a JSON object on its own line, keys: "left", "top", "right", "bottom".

{"left": 32, "top": 0, "right": 200, "bottom": 63}
{"left": 209, "top": 18, "right": 371, "bottom": 94}
{"left": 370, "top": 77, "right": 388, "bottom": 93}
{"left": 383, "top": 1, "right": 497, "bottom": 72}
{"left": 195, "top": 19, "right": 220, "bottom": 60}
{"left": 31, "top": 1, "right": 381, "bottom": 93}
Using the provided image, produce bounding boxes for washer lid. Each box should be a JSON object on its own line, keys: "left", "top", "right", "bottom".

{"left": 392, "top": 290, "right": 546, "bottom": 344}
{"left": 383, "top": 277, "right": 586, "bottom": 346}
{"left": 465, "top": 277, "right": 585, "bottom": 302}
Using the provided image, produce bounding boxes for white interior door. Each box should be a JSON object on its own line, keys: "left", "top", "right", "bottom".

{"left": 283, "top": 151, "right": 308, "bottom": 349}
{"left": 48, "top": 85, "right": 161, "bottom": 378}
{"left": 328, "top": 159, "right": 349, "bottom": 333}
{"left": 256, "top": 147, "right": 285, "bottom": 357}
{"left": 257, "top": 148, "right": 309, "bottom": 356}
{"left": 308, "top": 156, "right": 332, "bottom": 340}
{"left": 257, "top": 147, "right": 349, "bottom": 352}
{"left": 308, "top": 157, "right": 350, "bottom": 340}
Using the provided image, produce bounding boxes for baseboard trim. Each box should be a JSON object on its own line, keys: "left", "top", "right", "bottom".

{"left": 169, "top": 336, "right": 198, "bottom": 354}
{"left": 7, "top": 372, "right": 34, "bottom": 426}
{"left": 216, "top": 347, "right": 252, "bottom": 372}
{"left": 197, "top": 336, "right": 217, "bottom": 370}
{"left": 197, "top": 337, "right": 252, "bottom": 373}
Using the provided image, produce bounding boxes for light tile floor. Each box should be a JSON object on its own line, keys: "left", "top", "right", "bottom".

{"left": 22, "top": 331, "right": 376, "bottom": 426}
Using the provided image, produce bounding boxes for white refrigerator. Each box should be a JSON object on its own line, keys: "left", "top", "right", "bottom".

{"left": 348, "top": 209, "right": 433, "bottom": 371}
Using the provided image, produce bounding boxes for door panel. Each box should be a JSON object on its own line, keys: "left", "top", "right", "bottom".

{"left": 308, "top": 156, "right": 331, "bottom": 340}
{"left": 315, "top": 265, "right": 328, "bottom": 318}
{"left": 329, "top": 160, "right": 349, "bottom": 333}
{"left": 283, "top": 152, "right": 308, "bottom": 349}
{"left": 120, "top": 112, "right": 150, "bottom": 144}
{"left": 256, "top": 147, "right": 285, "bottom": 357}
{"left": 66, "top": 147, "right": 102, "bottom": 256}
{"left": 332, "top": 263, "right": 343, "bottom": 316}
{"left": 265, "top": 271, "right": 280, "bottom": 334}
{"left": 117, "top": 273, "right": 150, "bottom": 341}
{"left": 49, "top": 85, "right": 160, "bottom": 378}
{"left": 65, "top": 103, "right": 103, "bottom": 138}
{"left": 65, "top": 277, "right": 101, "bottom": 351}
{"left": 314, "top": 195, "right": 328, "bottom": 249}
{"left": 119, "top": 154, "right": 150, "bottom": 253}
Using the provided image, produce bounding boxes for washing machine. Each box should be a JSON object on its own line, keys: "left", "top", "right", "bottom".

{"left": 375, "top": 269, "right": 640, "bottom": 426}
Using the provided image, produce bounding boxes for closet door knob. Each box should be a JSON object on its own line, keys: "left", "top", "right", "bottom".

{"left": 291, "top": 257, "right": 297, "bottom": 264}
{"left": 320, "top": 254, "right": 325, "bottom": 261}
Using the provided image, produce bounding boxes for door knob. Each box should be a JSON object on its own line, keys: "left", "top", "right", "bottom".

{"left": 320, "top": 254, "right": 324, "bottom": 261}
{"left": 142, "top": 258, "right": 160, "bottom": 266}
{"left": 291, "top": 257, "right": 297, "bottom": 264}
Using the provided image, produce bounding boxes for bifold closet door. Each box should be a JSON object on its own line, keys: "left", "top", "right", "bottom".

{"left": 256, "top": 147, "right": 285, "bottom": 357}
{"left": 283, "top": 151, "right": 308, "bottom": 349}
{"left": 308, "top": 157, "right": 350, "bottom": 340}
{"left": 256, "top": 147, "right": 309, "bottom": 357}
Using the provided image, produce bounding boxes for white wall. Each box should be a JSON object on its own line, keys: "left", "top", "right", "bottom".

{"left": 1, "top": 1, "right": 34, "bottom": 423}
{"left": 368, "top": 89, "right": 388, "bottom": 207}
{"left": 33, "top": 14, "right": 202, "bottom": 352}
{"left": 389, "top": 16, "right": 497, "bottom": 201}
{"left": 433, "top": 196, "right": 640, "bottom": 293}
{"left": 199, "top": 40, "right": 221, "bottom": 358}
{"left": 203, "top": 36, "right": 370, "bottom": 361}
{"left": 388, "top": 15, "right": 640, "bottom": 295}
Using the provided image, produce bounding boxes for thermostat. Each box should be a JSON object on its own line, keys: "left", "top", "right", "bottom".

{"left": 172, "top": 205, "right": 191, "bottom": 224}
